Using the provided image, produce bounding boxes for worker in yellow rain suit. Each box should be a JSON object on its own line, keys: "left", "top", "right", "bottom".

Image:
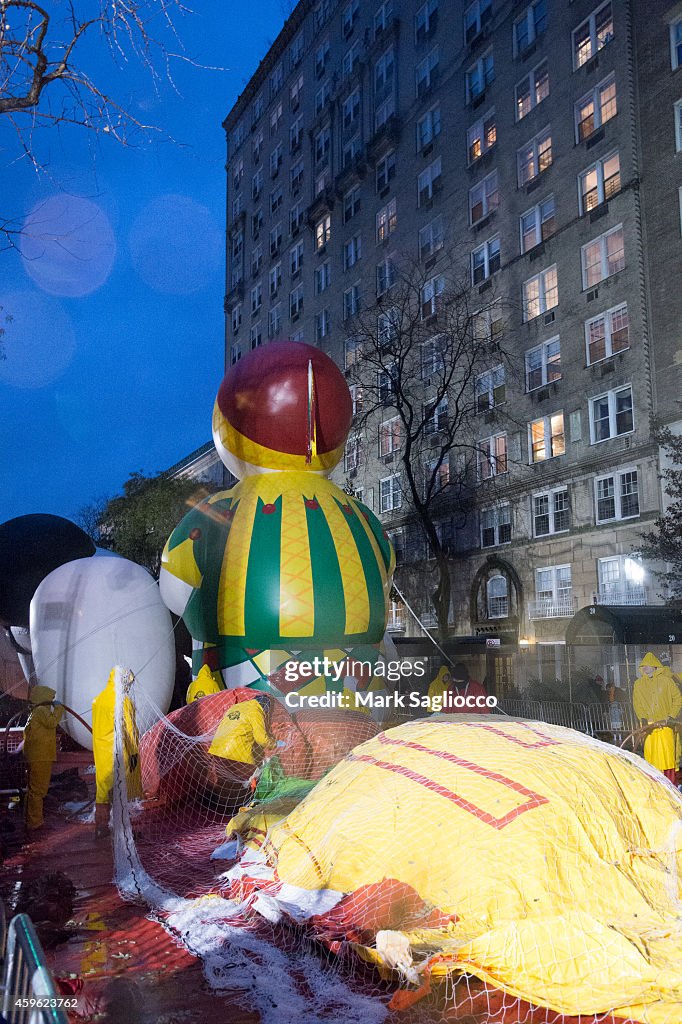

{"left": 186, "top": 664, "right": 224, "bottom": 704}
{"left": 20, "top": 685, "right": 64, "bottom": 831}
{"left": 92, "top": 668, "right": 143, "bottom": 838}
{"left": 427, "top": 665, "right": 453, "bottom": 705}
{"left": 632, "top": 652, "right": 682, "bottom": 783}
{"left": 208, "top": 696, "right": 275, "bottom": 767}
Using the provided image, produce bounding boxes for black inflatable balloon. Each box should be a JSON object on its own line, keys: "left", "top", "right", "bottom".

{"left": 0, "top": 514, "right": 96, "bottom": 628}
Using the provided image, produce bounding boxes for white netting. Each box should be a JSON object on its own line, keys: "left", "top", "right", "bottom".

{"left": 108, "top": 669, "right": 682, "bottom": 1024}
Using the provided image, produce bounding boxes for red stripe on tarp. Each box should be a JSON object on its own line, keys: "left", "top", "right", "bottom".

{"left": 453, "top": 721, "right": 561, "bottom": 748}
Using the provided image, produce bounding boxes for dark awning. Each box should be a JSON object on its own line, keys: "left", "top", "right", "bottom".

{"left": 565, "top": 605, "right": 682, "bottom": 645}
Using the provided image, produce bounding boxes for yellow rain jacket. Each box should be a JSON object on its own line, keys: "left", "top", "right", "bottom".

{"left": 208, "top": 698, "right": 274, "bottom": 766}
{"left": 92, "top": 669, "right": 143, "bottom": 804}
{"left": 427, "top": 666, "right": 452, "bottom": 704}
{"left": 186, "top": 664, "right": 223, "bottom": 704}
{"left": 23, "top": 685, "right": 65, "bottom": 830}
{"left": 633, "top": 652, "right": 682, "bottom": 772}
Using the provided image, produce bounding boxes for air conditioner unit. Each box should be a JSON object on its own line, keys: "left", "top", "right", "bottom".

{"left": 543, "top": 310, "right": 555, "bottom": 326}
{"left": 383, "top": 452, "right": 395, "bottom": 464}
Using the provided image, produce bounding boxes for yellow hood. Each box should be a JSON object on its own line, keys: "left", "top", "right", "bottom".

{"left": 639, "top": 652, "right": 664, "bottom": 671}
{"left": 30, "top": 685, "right": 56, "bottom": 705}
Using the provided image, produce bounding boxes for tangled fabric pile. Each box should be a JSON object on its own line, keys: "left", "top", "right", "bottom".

{"left": 111, "top": 681, "right": 682, "bottom": 1024}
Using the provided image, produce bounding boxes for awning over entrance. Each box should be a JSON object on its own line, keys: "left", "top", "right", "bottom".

{"left": 566, "top": 605, "right": 682, "bottom": 645}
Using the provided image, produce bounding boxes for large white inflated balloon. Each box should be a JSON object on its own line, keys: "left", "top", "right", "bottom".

{"left": 30, "top": 555, "right": 175, "bottom": 750}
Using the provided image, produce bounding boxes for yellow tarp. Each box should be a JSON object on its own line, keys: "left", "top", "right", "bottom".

{"left": 259, "top": 718, "right": 682, "bottom": 1022}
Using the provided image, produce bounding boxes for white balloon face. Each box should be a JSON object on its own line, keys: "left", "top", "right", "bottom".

{"left": 30, "top": 555, "right": 175, "bottom": 750}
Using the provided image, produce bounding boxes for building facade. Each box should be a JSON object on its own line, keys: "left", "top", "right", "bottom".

{"left": 222, "top": 0, "right": 682, "bottom": 681}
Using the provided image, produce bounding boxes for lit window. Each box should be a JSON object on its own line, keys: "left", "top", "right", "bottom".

{"left": 533, "top": 488, "right": 569, "bottom": 536}
{"left": 595, "top": 469, "right": 639, "bottom": 522}
{"left": 487, "top": 575, "right": 508, "bottom": 618}
{"left": 529, "top": 413, "right": 565, "bottom": 462}
{"left": 517, "top": 127, "right": 552, "bottom": 186}
{"left": 467, "top": 110, "right": 496, "bottom": 164}
{"left": 581, "top": 225, "right": 624, "bottom": 288}
{"left": 464, "top": 0, "right": 492, "bottom": 45}
{"left": 515, "top": 61, "right": 549, "bottom": 120}
{"left": 520, "top": 195, "right": 555, "bottom": 252}
{"left": 475, "top": 365, "right": 506, "bottom": 412}
{"left": 379, "top": 417, "right": 402, "bottom": 456}
{"left": 480, "top": 505, "right": 512, "bottom": 547}
{"left": 466, "top": 51, "right": 494, "bottom": 103}
{"left": 380, "top": 474, "right": 402, "bottom": 512}
{"left": 315, "top": 215, "right": 331, "bottom": 251}
{"left": 377, "top": 199, "right": 397, "bottom": 242}
{"left": 578, "top": 152, "right": 620, "bottom": 213}
{"left": 597, "top": 555, "right": 646, "bottom": 604}
{"left": 575, "top": 75, "right": 617, "bottom": 142}
{"left": 469, "top": 170, "right": 499, "bottom": 224}
{"left": 478, "top": 433, "right": 508, "bottom": 479}
{"left": 471, "top": 236, "right": 500, "bottom": 284}
{"left": 585, "top": 304, "right": 629, "bottom": 364}
{"left": 573, "top": 3, "right": 614, "bottom": 70}
{"left": 514, "top": 0, "right": 547, "bottom": 56}
{"left": 522, "top": 265, "right": 558, "bottom": 321}
{"left": 525, "top": 337, "right": 561, "bottom": 391}
{"left": 589, "top": 384, "right": 633, "bottom": 442}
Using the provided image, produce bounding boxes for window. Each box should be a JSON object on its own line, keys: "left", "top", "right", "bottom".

{"left": 343, "top": 185, "right": 361, "bottom": 224}
{"left": 290, "top": 241, "right": 304, "bottom": 277}
{"left": 417, "top": 105, "right": 441, "bottom": 152}
{"left": 342, "top": 41, "right": 361, "bottom": 79}
{"left": 270, "top": 186, "right": 283, "bottom": 215}
{"left": 291, "top": 32, "right": 304, "bottom": 68}
{"left": 290, "top": 285, "right": 304, "bottom": 320}
{"left": 471, "top": 236, "right": 500, "bottom": 284}
{"left": 270, "top": 63, "right": 283, "bottom": 96}
{"left": 344, "top": 435, "right": 362, "bottom": 474}
{"left": 419, "top": 216, "right": 445, "bottom": 261}
{"left": 342, "top": 0, "right": 360, "bottom": 35}
{"left": 573, "top": 3, "right": 614, "bottom": 69}
{"left": 598, "top": 555, "right": 646, "bottom": 603}
{"left": 374, "top": 0, "right": 393, "bottom": 38}
{"left": 581, "top": 225, "right": 624, "bottom": 288}
{"left": 315, "top": 261, "right": 331, "bottom": 294}
{"left": 533, "top": 488, "right": 569, "bottom": 536}
{"left": 345, "top": 336, "right": 362, "bottom": 368}
{"left": 481, "top": 505, "right": 512, "bottom": 547}
{"left": 478, "top": 433, "right": 508, "bottom": 479}
{"left": 487, "top": 575, "right": 508, "bottom": 618}
{"left": 343, "top": 284, "right": 360, "bottom": 320}
{"left": 415, "top": 0, "right": 438, "bottom": 43}
{"left": 250, "top": 322, "right": 262, "bottom": 349}
{"left": 380, "top": 476, "right": 402, "bottom": 513}
{"left": 579, "top": 152, "right": 620, "bottom": 213}
{"left": 473, "top": 302, "right": 504, "bottom": 344}
{"left": 251, "top": 246, "right": 262, "bottom": 276}
{"left": 230, "top": 342, "right": 242, "bottom": 365}
{"left": 469, "top": 170, "right": 499, "bottom": 224}
{"left": 424, "top": 398, "right": 448, "bottom": 435}
{"left": 253, "top": 94, "right": 264, "bottom": 123}
{"left": 251, "top": 283, "right": 262, "bottom": 314}
{"left": 535, "top": 566, "right": 572, "bottom": 611}
{"left": 269, "top": 223, "right": 282, "bottom": 257}
{"left": 315, "top": 309, "right": 330, "bottom": 341}
{"left": 290, "top": 161, "right": 304, "bottom": 195}
{"left": 426, "top": 460, "right": 450, "bottom": 497}
{"left": 375, "top": 95, "right": 396, "bottom": 131}
{"left": 418, "top": 157, "right": 442, "bottom": 206}
{"left": 344, "top": 234, "right": 362, "bottom": 270}
{"left": 676, "top": 101, "right": 682, "bottom": 153}
{"left": 349, "top": 384, "right": 363, "bottom": 417}
{"left": 595, "top": 469, "right": 639, "bottom": 522}
{"left": 515, "top": 61, "right": 549, "bottom": 121}
{"left": 466, "top": 52, "right": 494, "bottom": 103}
{"left": 252, "top": 209, "right": 263, "bottom": 239}
{"left": 464, "top": 0, "right": 492, "bottom": 44}
{"left": 514, "top": 0, "right": 547, "bottom": 55}
{"left": 232, "top": 193, "right": 243, "bottom": 221}
{"left": 290, "top": 202, "right": 304, "bottom": 237}
{"left": 253, "top": 128, "right": 264, "bottom": 163}
{"left": 290, "top": 74, "right": 304, "bottom": 113}
{"left": 379, "top": 417, "right": 401, "bottom": 456}
{"left": 575, "top": 76, "right": 617, "bottom": 142}
{"left": 342, "top": 90, "right": 361, "bottom": 133}
{"left": 270, "top": 101, "right": 283, "bottom": 136}
{"left": 269, "top": 263, "right": 282, "bottom": 298}
{"left": 520, "top": 195, "right": 555, "bottom": 252}
{"left": 378, "top": 307, "right": 400, "bottom": 347}
{"left": 672, "top": 16, "right": 682, "bottom": 69}
{"left": 421, "top": 275, "right": 444, "bottom": 319}
{"left": 377, "top": 257, "right": 396, "bottom": 296}
{"left": 517, "top": 127, "right": 552, "bottom": 186}
{"left": 589, "top": 384, "right": 633, "bottom": 442}
{"left": 232, "top": 157, "right": 244, "bottom": 191}
{"left": 252, "top": 169, "right": 263, "bottom": 201}
{"left": 421, "top": 334, "right": 445, "bottom": 377}
{"left": 416, "top": 47, "right": 439, "bottom": 97}
{"left": 377, "top": 199, "right": 397, "bottom": 243}
{"left": 315, "top": 80, "right": 331, "bottom": 114}
{"left": 314, "top": 126, "right": 331, "bottom": 165}
{"left": 375, "top": 46, "right": 395, "bottom": 101}
{"left": 525, "top": 337, "right": 560, "bottom": 391}
{"left": 231, "top": 304, "right": 242, "bottom": 334}
{"left": 529, "top": 413, "right": 565, "bottom": 462}
{"left": 475, "top": 365, "right": 506, "bottom": 411}
{"left": 268, "top": 303, "right": 282, "bottom": 337}
{"left": 585, "top": 304, "right": 629, "bottom": 364}
{"left": 290, "top": 116, "right": 303, "bottom": 154}
{"left": 315, "top": 39, "right": 330, "bottom": 76}
{"left": 467, "top": 111, "right": 496, "bottom": 164}
{"left": 270, "top": 144, "right": 283, "bottom": 177}
{"left": 522, "top": 265, "right": 558, "bottom": 321}
{"left": 378, "top": 362, "right": 397, "bottom": 402}
{"left": 315, "top": 215, "right": 331, "bottom": 251}
{"left": 376, "top": 151, "right": 396, "bottom": 192}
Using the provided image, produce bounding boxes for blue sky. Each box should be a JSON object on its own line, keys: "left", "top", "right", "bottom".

{"left": 0, "top": 1, "right": 287, "bottom": 525}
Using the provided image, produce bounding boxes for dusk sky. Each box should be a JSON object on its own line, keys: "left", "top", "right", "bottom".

{"left": 0, "top": 1, "right": 287, "bottom": 526}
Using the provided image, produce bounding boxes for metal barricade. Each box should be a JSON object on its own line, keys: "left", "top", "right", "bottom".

{"left": 1, "top": 913, "right": 69, "bottom": 1024}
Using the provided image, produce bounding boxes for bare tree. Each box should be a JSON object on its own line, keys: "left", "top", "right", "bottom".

{"left": 346, "top": 249, "right": 509, "bottom": 640}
